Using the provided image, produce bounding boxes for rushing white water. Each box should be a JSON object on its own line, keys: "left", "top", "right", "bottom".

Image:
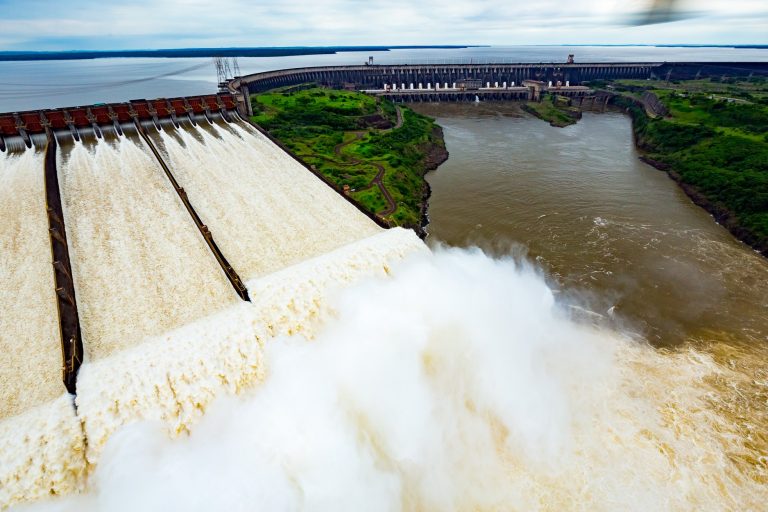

{"left": 0, "top": 150, "right": 62, "bottom": 418}
{"left": 151, "top": 120, "right": 380, "bottom": 282}
{"left": 56, "top": 135, "right": 238, "bottom": 359}
{"left": 15, "top": 245, "right": 768, "bottom": 512}
{"left": 0, "top": 115, "right": 408, "bottom": 511}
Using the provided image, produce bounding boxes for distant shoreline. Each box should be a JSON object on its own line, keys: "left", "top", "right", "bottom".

{"left": 0, "top": 46, "right": 477, "bottom": 62}
{"left": 1, "top": 44, "right": 764, "bottom": 62}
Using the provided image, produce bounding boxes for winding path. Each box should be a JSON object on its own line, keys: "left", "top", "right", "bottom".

{"left": 331, "top": 105, "right": 403, "bottom": 217}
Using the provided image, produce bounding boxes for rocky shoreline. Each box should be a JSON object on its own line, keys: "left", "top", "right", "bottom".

{"left": 414, "top": 125, "right": 449, "bottom": 238}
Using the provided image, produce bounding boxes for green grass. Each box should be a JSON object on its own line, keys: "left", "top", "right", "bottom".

{"left": 611, "top": 82, "right": 768, "bottom": 253}
{"left": 523, "top": 94, "right": 579, "bottom": 127}
{"left": 251, "top": 86, "right": 445, "bottom": 228}
{"left": 350, "top": 187, "right": 387, "bottom": 213}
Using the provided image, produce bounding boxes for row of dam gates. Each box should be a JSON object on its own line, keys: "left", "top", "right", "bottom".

{"left": 227, "top": 61, "right": 768, "bottom": 112}
{"left": 2, "top": 60, "right": 768, "bottom": 400}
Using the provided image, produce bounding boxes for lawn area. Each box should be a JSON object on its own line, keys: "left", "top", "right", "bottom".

{"left": 610, "top": 77, "right": 768, "bottom": 255}
{"left": 250, "top": 86, "right": 446, "bottom": 230}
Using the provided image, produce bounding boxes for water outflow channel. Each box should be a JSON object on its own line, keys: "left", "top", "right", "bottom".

{"left": 1, "top": 102, "right": 417, "bottom": 509}
{"left": 0, "top": 148, "right": 62, "bottom": 418}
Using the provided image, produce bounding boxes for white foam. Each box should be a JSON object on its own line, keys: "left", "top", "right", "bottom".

{"left": 153, "top": 120, "right": 380, "bottom": 282}
{"left": 0, "top": 150, "right": 62, "bottom": 419}
{"left": 0, "top": 394, "right": 86, "bottom": 509}
{"left": 17, "top": 244, "right": 767, "bottom": 511}
{"left": 74, "top": 228, "right": 425, "bottom": 466}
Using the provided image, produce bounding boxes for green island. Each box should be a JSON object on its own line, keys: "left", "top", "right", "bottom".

{"left": 522, "top": 77, "right": 768, "bottom": 256}
{"left": 522, "top": 94, "right": 582, "bottom": 127}
{"left": 250, "top": 86, "right": 447, "bottom": 232}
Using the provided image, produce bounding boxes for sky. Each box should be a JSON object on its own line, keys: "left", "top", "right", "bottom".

{"left": 0, "top": 0, "right": 765, "bottom": 51}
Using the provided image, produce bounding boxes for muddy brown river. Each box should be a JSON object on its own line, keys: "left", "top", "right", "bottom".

{"left": 416, "top": 104, "right": 768, "bottom": 492}
{"left": 419, "top": 104, "right": 768, "bottom": 349}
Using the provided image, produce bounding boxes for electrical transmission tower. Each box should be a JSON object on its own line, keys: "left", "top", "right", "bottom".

{"left": 214, "top": 57, "right": 243, "bottom": 91}
{"left": 214, "top": 57, "right": 227, "bottom": 85}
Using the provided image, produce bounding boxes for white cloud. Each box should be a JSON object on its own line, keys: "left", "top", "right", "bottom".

{"left": 0, "top": 0, "right": 765, "bottom": 50}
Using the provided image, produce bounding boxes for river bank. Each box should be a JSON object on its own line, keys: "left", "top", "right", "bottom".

{"left": 437, "top": 87, "right": 768, "bottom": 257}
{"left": 607, "top": 87, "right": 768, "bottom": 257}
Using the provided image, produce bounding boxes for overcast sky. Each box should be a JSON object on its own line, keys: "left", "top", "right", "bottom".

{"left": 0, "top": 0, "right": 765, "bottom": 51}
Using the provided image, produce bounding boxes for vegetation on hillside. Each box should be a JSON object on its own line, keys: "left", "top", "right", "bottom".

{"left": 250, "top": 86, "right": 447, "bottom": 230}
{"left": 610, "top": 77, "right": 768, "bottom": 254}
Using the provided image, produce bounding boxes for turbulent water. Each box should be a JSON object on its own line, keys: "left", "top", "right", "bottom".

{"left": 149, "top": 119, "right": 379, "bottom": 282}
{"left": 17, "top": 247, "right": 768, "bottom": 511}
{"left": 3, "top": 110, "right": 767, "bottom": 511}
{"left": 420, "top": 104, "right": 768, "bottom": 497}
{"left": 57, "top": 131, "right": 238, "bottom": 359}
{"left": 0, "top": 149, "right": 61, "bottom": 418}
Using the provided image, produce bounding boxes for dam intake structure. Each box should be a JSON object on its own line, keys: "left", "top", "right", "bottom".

{"left": 227, "top": 61, "right": 768, "bottom": 112}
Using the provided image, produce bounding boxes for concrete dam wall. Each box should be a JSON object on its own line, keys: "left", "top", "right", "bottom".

{"left": 231, "top": 62, "right": 768, "bottom": 95}
{"left": 0, "top": 101, "right": 424, "bottom": 508}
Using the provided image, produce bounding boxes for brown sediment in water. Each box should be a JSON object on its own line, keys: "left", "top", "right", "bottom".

{"left": 419, "top": 107, "right": 768, "bottom": 495}
{"left": 640, "top": 155, "right": 768, "bottom": 257}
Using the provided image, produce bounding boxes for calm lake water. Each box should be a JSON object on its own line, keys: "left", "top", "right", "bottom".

{"left": 417, "top": 104, "right": 768, "bottom": 349}
{"left": 1, "top": 45, "right": 767, "bottom": 112}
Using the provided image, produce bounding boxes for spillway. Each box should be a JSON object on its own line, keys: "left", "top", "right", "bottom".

{"left": 149, "top": 119, "right": 380, "bottom": 282}
{"left": 0, "top": 149, "right": 61, "bottom": 418}
{"left": 0, "top": 149, "right": 86, "bottom": 508}
{"left": 56, "top": 131, "right": 239, "bottom": 359}
{"left": 0, "top": 111, "right": 425, "bottom": 510}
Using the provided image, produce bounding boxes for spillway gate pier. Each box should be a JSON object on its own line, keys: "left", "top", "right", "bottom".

{"left": 44, "top": 131, "right": 83, "bottom": 393}
{"left": 133, "top": 117, "right": 251, "bottom": 302}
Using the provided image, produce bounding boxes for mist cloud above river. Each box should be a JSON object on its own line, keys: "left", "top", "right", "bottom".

{"left": 17, "top": 247, "right": 765, "bottom": 511}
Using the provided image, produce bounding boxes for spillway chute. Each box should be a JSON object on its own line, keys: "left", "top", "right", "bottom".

{"left": 0, "top": 106, "right": 421, "bottom": 510}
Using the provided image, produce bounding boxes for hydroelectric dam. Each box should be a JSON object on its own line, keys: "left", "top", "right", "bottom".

{"left": 2, "top": 60, "right": 767, "bottom": 509}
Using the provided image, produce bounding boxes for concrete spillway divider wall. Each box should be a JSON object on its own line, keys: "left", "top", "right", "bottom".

{"left": 43, "top": 130, "right": 84, "bottom": 392}
{"left": 132, "top": 118, "right": 250, "bottom": 301}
